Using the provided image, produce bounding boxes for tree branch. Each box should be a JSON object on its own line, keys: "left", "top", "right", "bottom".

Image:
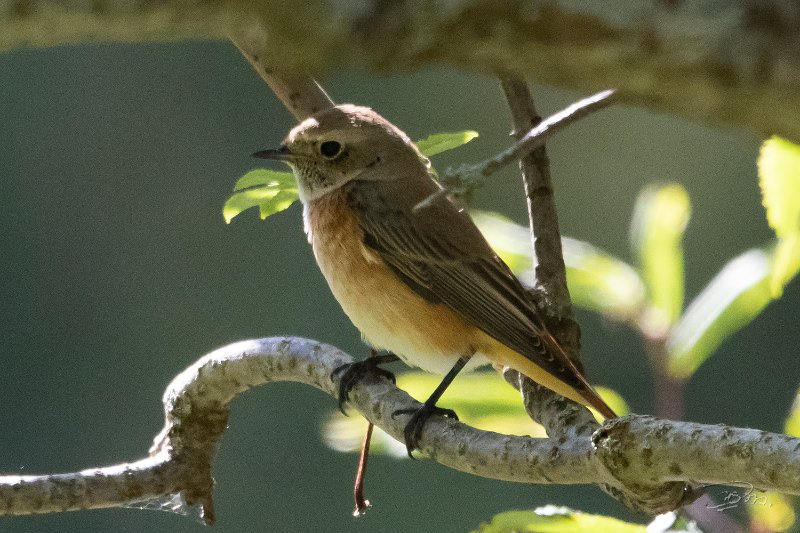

{"left": 413, "top": 89, "right": 616, "bottom": 213}
{"left": 1, "top": 337, "right": 797, "bottom": 521}
{"left": 3, "top": 1, "right": 800, "bottom": 141}
{"left": 499, "top": 74, "right": 575, "bottom": 319}
{"left": 229, "top": 22, "right": 334, "bottom": 121}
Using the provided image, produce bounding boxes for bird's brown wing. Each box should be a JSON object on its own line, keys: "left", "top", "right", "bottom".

{"left": 344, "top": 178, "right": 584, "bottom": 390}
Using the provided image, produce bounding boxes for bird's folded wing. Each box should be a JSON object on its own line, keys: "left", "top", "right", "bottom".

{"left": 345, "top": 180, "right": 582, "bottom": 388}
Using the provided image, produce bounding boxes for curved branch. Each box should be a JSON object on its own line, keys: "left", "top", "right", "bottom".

{"left": 1, "top": 337, "right": 797, "bottom": 522}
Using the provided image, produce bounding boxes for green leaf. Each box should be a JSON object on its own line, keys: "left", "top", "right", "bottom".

{"left": 472, "top": 211, "right": 645, "bottom": 321}
{"left": 630, "top": 184, "right": 691, "bottom": 332}
{"left": 563, "top": 239, "right": 647, "bottom": 322}
{"left": 472, "top": 506, "right": 647, "bottom": 533}
{"left": 470, "top": 211, "right": 534, "bottom": 273}
{"left": 758, "top": 136, "right": 800, "bottom": 297}
{"left": 785, "top": 388, "right": 800, "bottom": 437}
{"left": 322, "top": 372, "right": 628, "bottom": 456}
{"left": 771, "top": 234, "right": 800, "bottom": 298}
{"left": 748, "top": 490, "right": 796, "bottom": 532}
{"left": 759, "top": 136, "right": 800, "bottom": 237}
{"left": 223, "top": 169, "right": 299, "bottom": 223}
{"left": 233, "top": 168, "right": 295, "bottom": 191}
{"left": 415, "top": 131, "right": 479, "bottom": 157}
{"left": 666, "top": 249, "right": 772, "bottom": 378}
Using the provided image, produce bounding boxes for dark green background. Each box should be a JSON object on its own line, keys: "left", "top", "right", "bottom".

{"left": 1, "top": 42, "right": 798, "bottom": 532}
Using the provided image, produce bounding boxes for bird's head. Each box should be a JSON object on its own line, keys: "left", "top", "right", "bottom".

{"left": 254, "top": 104, "right": 427, "bottom": 202}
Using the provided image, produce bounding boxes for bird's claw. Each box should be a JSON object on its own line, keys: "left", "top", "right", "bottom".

{"left": 392, "top": 404, "right": 459, "bottom": 458}
{"left": 331, "top": 357, "right": 397, "bottom": 415}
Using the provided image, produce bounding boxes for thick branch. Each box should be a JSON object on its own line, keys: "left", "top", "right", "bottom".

{"left": 1, "top": 337, "right": 798, "bottom": 520}
{"left": 3, "top": 1, "right": 800, "bottom": 141}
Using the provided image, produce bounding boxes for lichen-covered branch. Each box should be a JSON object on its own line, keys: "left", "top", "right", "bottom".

{"left": 3, "top": 1, "right": 800, "bottom": 141}
{"left": 0, "top": 337, "right": 796, "bottom": 521}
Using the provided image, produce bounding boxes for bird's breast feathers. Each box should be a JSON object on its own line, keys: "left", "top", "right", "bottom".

{"left": 303, "top": 187, "right": 487, "bottom": 374}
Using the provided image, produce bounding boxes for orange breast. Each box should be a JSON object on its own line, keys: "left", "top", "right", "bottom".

{"left": 303, "top": 189, "right": 603, "bottom": 414}
{"left": 304, "top": 188, "right": 485, "bottom": 375}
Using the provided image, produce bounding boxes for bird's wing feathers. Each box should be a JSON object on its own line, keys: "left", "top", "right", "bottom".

{"left": 345, "top": 179, "right": 583, "bottom": 388}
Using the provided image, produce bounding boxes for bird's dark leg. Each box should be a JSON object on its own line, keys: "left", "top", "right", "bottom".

{"left": 332, "top": 350, "right": 399, "bottom": 415}
{"left": 392, "top": 353, "right": 471, "bottom": 457}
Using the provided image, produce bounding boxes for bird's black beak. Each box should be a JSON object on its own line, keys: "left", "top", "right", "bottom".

{"left": 252, "top": 144, "right": 294, "bottom": 161}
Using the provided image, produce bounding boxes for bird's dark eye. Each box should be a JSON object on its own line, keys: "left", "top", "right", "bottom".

{"left": 319, "top": 140, "right": 342, "bottom": 158}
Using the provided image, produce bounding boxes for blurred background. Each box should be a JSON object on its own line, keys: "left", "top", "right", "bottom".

{"left": 1, "top": 41, "right": 798, "bottom": 532}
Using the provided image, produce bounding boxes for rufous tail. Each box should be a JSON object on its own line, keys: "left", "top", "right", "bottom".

{"left": 541, "top": 331, "right": 617, "bottom": 420}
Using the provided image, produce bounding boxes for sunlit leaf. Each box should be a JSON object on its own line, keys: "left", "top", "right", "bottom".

{"left": 630, "top": 184, "right": 691, "bottom": 332}
{"left": 473, "top": 211, "right": 645, "bottom": 321}
{"left": 771, "top": 233, "right": 800, "bottom": 298}
{"left": 594, "top": 386, "right": 629, "bottom": 419}
{"left": 233, "top": 168, "right": 295, "bottom": 191}
{"left": 470, "top": 211, "right": 534, "bottom": 273}
{"left": 785, "top": 388, "right": 800, "bottom": 437}
{"left": 759, "top": 136, "right": 800, "bottom": 238}
{"left": 748, "top": 490, "right": 795, "bottom": 532}
{"left": 666, "top": 249, "right": 772, "bottom": 378}
{"left": 415, "top": 131, "right": 479, "bottom": 157}
{"left": 472, "top": 506, "right": 647, "bottom": 533}
{"left": 759, "top": 136, "right": 800, "bottom": 297}
{"left": 223, "top": 169, "right": 299, "bottom": 223}
{"left": 322, "top": 372, "right": 627, "bottom": 456}
{"left": 562, "top": 239, "right": 647, "bottom": 322}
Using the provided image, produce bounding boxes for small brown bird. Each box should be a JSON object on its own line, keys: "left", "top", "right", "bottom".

{"left": 255, "top": 104, "right": 615, "bottom": 453}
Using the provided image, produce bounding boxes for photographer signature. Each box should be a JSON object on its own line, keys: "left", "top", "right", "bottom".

{"left": 705, "top": 482, "right": 771, "bottom": 512}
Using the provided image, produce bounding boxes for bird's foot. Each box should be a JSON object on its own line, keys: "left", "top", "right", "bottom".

{"left": 331, "top": 354, "right": 398, "bottom": 415}
{"left": 392, "top": 403, "right": 459, "bottom": 458}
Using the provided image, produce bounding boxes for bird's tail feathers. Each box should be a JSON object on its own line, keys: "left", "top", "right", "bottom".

{"left": 540, "top": 330, "right": 617, "bottom": 420}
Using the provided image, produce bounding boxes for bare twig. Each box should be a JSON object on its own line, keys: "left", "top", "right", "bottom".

{"left": 499, "top": 74, "right": 582, "bottom": 317}
{"left": 413, "top": 90, "right": 615, "bottom": 231}
{"left": 485, "top": 89, "right": 615, "bottom": 179}
{"left": 229, "top": 22, "right": 334, "bottom": 121}
{"left": 2, "top": 337, "right": 799, "bottom": 520}
{"left": 352, "top": 422, "right": 374, "bottom": 517}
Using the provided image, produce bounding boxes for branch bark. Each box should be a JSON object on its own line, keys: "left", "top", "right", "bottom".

{"left": 1, "top": 337, "right": 797, "bottom": 521}
{"left": 500, "top": 74, "right": 574, "bottom": 319}
{"left": 3, "top": 1, "right": 800, "bottom": 141}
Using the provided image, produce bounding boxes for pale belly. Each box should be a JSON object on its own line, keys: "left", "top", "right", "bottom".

{"left": 304, "top": 196, "right": 489, "bottom": 375}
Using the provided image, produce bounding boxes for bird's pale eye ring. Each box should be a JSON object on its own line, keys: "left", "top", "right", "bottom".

{"left": 319, "top": 140, "right": 342, "bottom": 158}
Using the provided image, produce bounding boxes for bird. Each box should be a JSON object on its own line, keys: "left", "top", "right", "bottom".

{"left": 253, "top": 104, "right": 616, "bottom": 454}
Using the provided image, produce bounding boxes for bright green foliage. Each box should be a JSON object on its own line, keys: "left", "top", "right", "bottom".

{"left": 562, "top": 238, "right": 646, "bottom": 323}
{"left": 745, "top": 384, "right": 800, "bottom": 531}
{"left": 473, "top": 211, "right": 646, "bottom": 322}
{"left": 785, "top": 389, "right": 800, "bottom": 437}
{"left": 472, "top": 506, "right": 647, "bottom": 533}
{"left": 414, "top": 130, "right": 479, "bottom": 157}
{"left": 630, "top": 184, "right": 691, "bottom": 332}
{"left": 223, "top": 169, "right": 298, "bottom": 223}
{"left": 322, "top": 371, "right": 628, "bottom": 457}
{"left": 470, "top": 210, "right": 534, "bottom": 272}
{"left": 747, "top": 490, "right": 796, "bottom": 532}
{"left": 224, "top": 131, "right": 478, "bottom": 223}
{"left": 758, "top": 136, "right": 800, "bottom": 297}
{"left": 666, "top": 249, "right": 772, "bottom": 378}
